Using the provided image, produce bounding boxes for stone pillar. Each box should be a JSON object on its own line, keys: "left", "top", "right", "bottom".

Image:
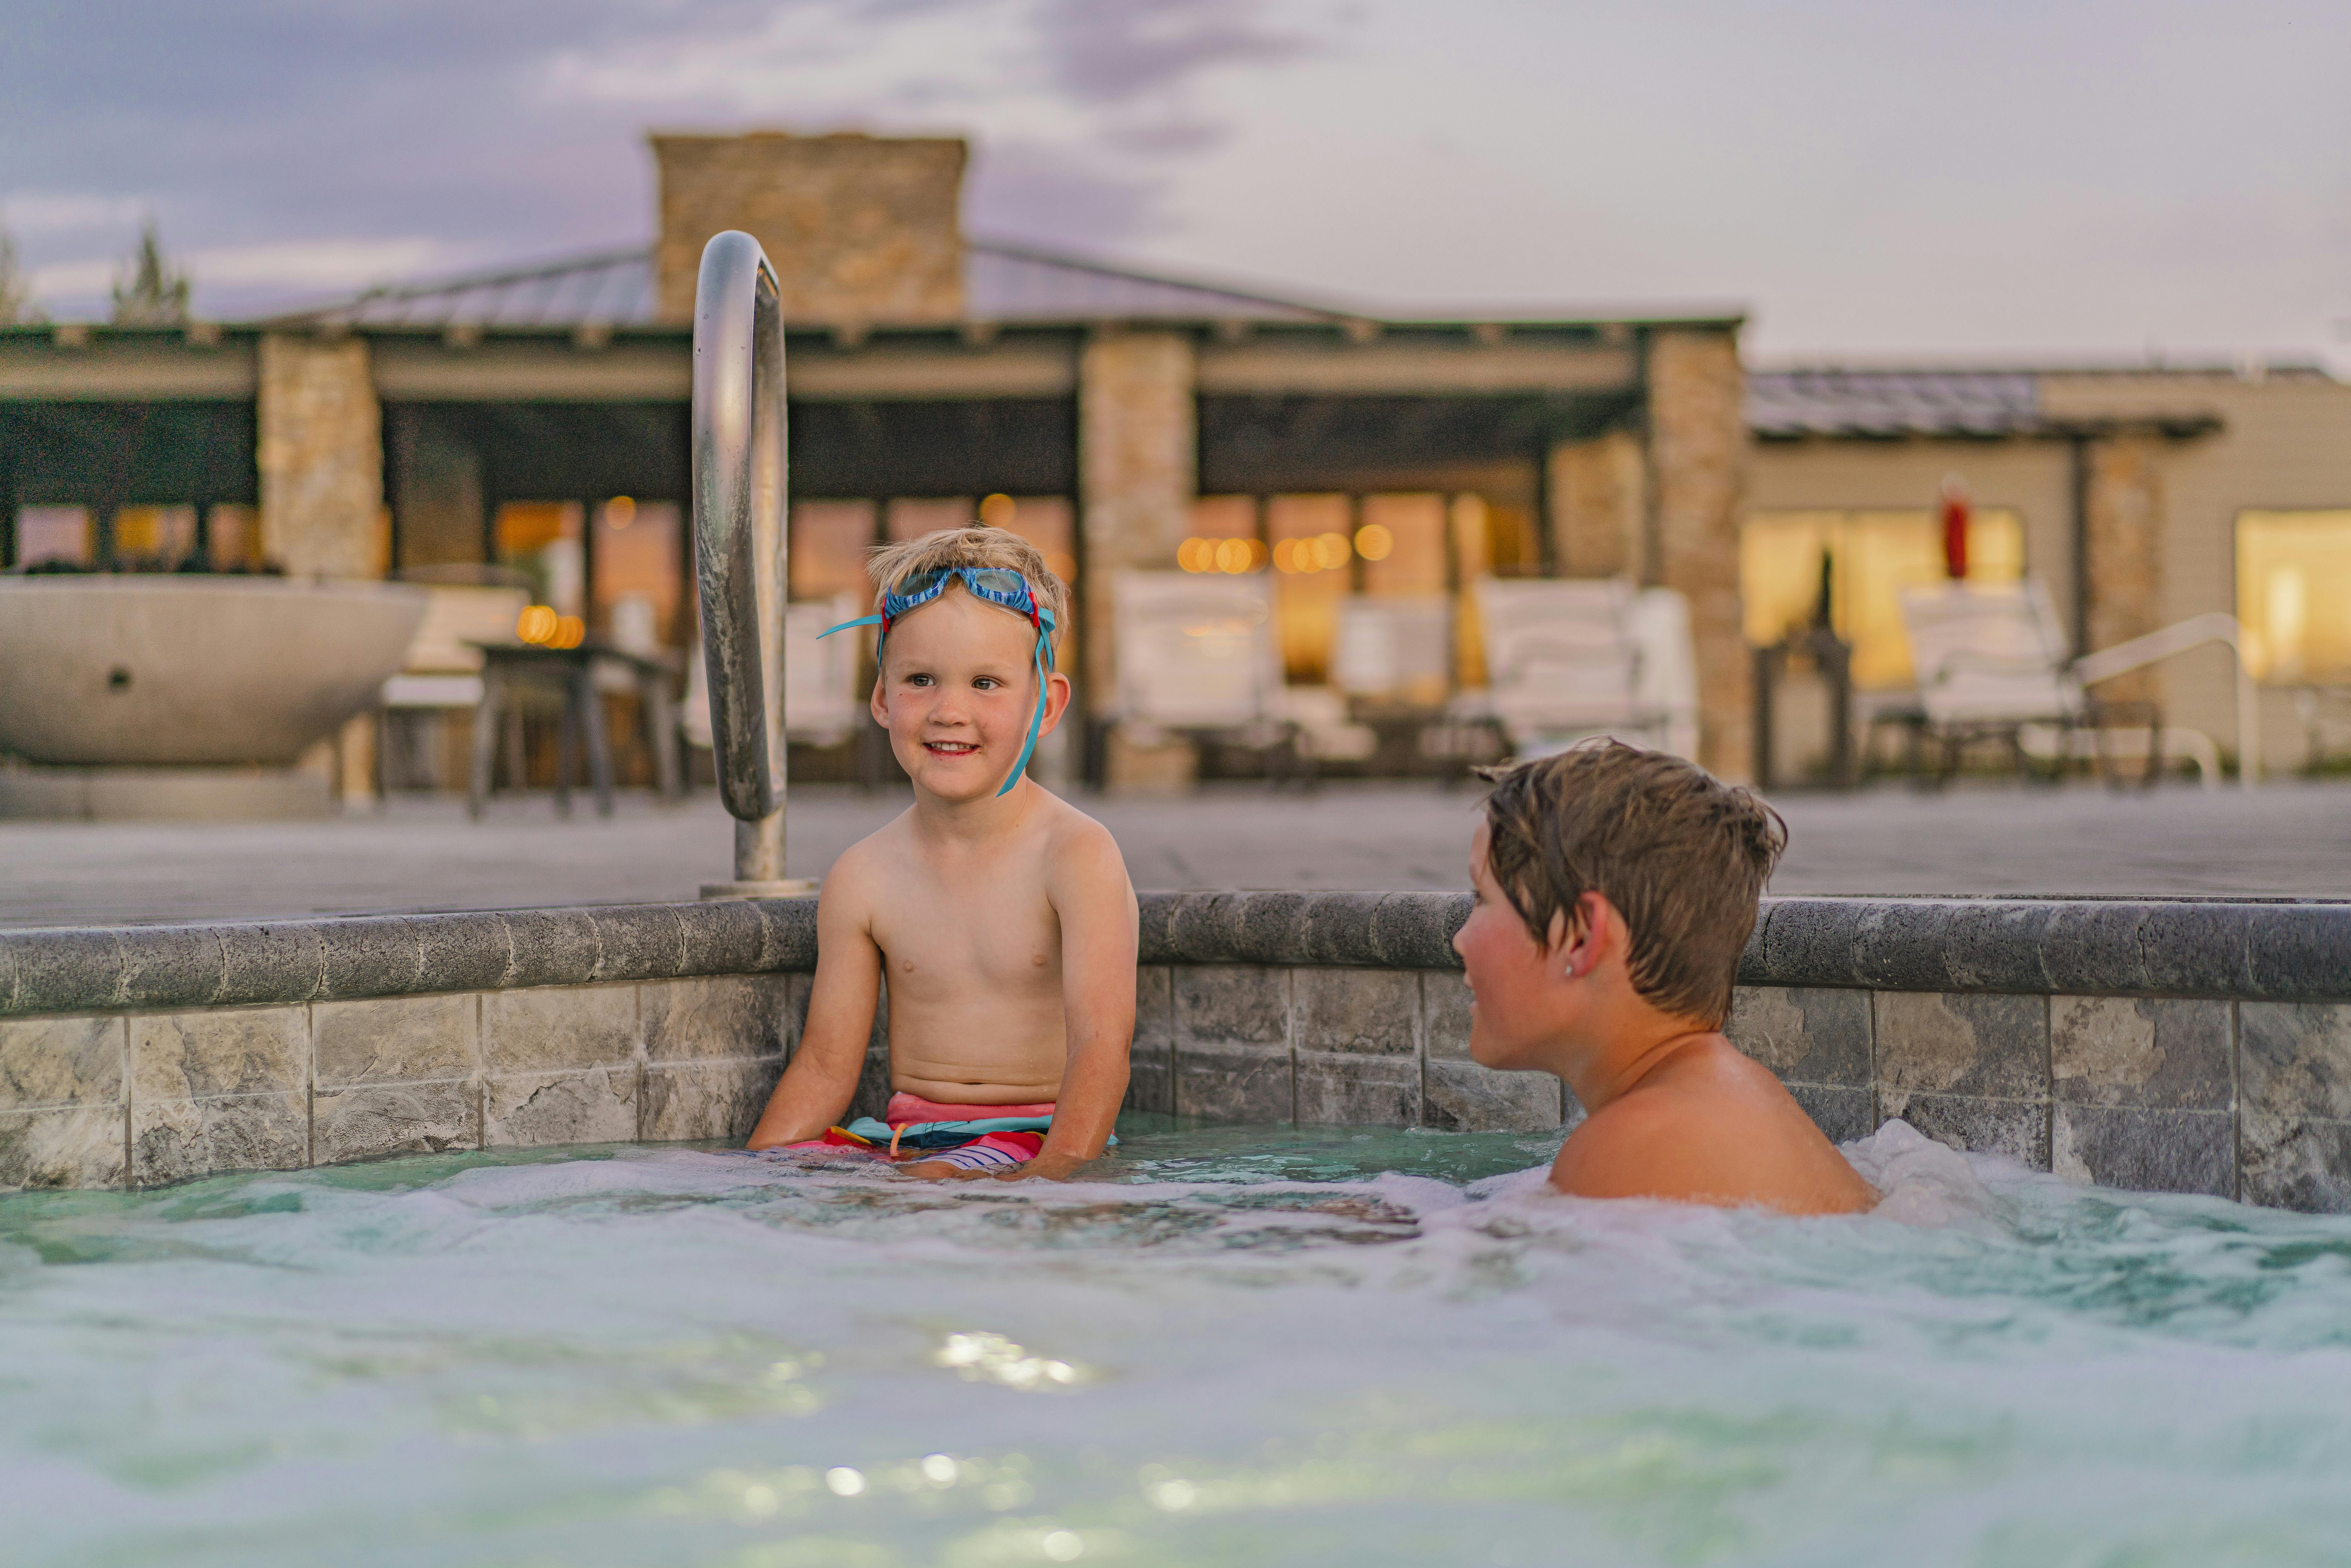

{"left": 1645, "top": 328, "right": 1751, "bottom": 780}
{"left": 258, "top": 334, "right": 384, "bottom": 580}
{"left": 1547, "top": 428, "right": 1648, "bottom": 581}
{"left": 1079, "top": 330, "right": 1196, "bottom": 713}
{"left": 2084, "top": 433, "right": 2165, "bottom": 704}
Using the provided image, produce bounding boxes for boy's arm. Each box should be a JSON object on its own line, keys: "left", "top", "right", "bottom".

{"left": 1016, "top": 820, "right": 1138, "bottom": 1179}
{"left": 744, "top": 874, "right": 883, "bottom": 1151}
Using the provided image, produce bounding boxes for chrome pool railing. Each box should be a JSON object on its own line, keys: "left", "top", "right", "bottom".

{"left": 691, "top": 230, "right": 812, "bottom": 896}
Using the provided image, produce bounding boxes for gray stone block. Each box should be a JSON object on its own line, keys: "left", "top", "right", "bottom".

{"left": 2240, "top": 1113, "right": 2351, "bottom": 1213}
{"left": 215, "top": 921, "right": 327, "bottom": 1007}
{"left": 1939, "top": 902, "right": 2055, "bottom": 994}
{"left": 0, "top": 1104, "right": 126, "bottom": 1189}
{"left": 319, "top": 916, "right": 426, "bottom": 999}
{"left": 484, "top": 1066, "right": 639, "bottom": 1147}
{"left": 1724, "top": 986, "right": 1870, "bottom": 1086}
{"left": 131, "top": 1006, "right": 307, "bottom": 1102}
{"left": 2051, "top": 1104, "right": 2232, "bottom": 1197}
{"left": 132, "top": 1091, "right": 307, "bottom": 1185}
{"left": 642, "top": 975, "right": 799, "bottom": 1063}
{"left": 642, "top": 1058, "right": 784, "bottom": 1142}
{"left": 1292, "top": 968, "right": 1419, "bottom": 1056}
{"left": 1175, "top": 965, "right": 1289, "bottom": 1052}
{"left": 1759, "top": 898, "right": 1868, "bottom": 990}
{"left": 1785, "top": 1082, "right": 1875, "bottom": 1144}
{"left": 412, "top": 914, "right": 512, "bottom": 994}
{"left": 2140, "top": 903, "right": 2256, "bottom": 998}
{"left": 752, "top": 897, "right": 819, "bottom": 972}
{"left": 1295, "top": 1051, "right": 1419, "bottom": 1125}
{"left": 314, "top": 1080, "right": 481, "bottom": 1165}
{"left": 677, "top": 900, "right": 767, "bottom": 975}
{"left": 2039, "top": 903, "right": 2153, "bottom": 996}
{"left": 1853, "top": 902, "right": 1955, "bottom": 992}
{"left": 1175, "top": 1045, "right": 1293, "bottom": 1123}
{"left": 1368, "top": 892, "right": 1469, "bottom": 972}
{"left": 0, "top": 1013, "right": 124, "bottom": 1110}
{"left": 2051, "top": 996, "right": 2230, "bottom": 1111}
{"left": 117, "top": 924, "right": 223, "bottom": 1010}
{"left": 314, "top": 992, "right": 476, "bottom": 1088}
{"left": 1166, "top": 892, "right": 1249, "bottom": 965}
{"left": 1874, "top": 991, "right": 2047, "bottom": 1101}
{"left": 589, "top": 904, "right": 684, "bottom": 982}
{"left": 2248, "top": 904, "right": 2351, "bottom": 1001}
{"left": 1124, "top": 966, "right": 1173, "bottom": 1114}
{"left": 13, "top": 929, "right": 125, "bottom": 1015}
{"left": 1237, "top": 892, "right": 1313, "bottom": 966}
{"left": 500, "top": 908, "right": 600, "bottom": 990}
{"left": 1423, "top": 971, "right": 1477, "bottom": 1062}
{"left": 1300, "top": 893, "right": 1385, "bottom": 969}
{"left": 1878, "top": 1090, "right": 2049, "bottom": 1169}
{"left": 0, "top": 932, "right": 16, "bottom": 1013}
{"left": 1133, "top": 890, "right": 1178, "bottom": 965}
{"left": 481, "top": 984, "right": 640, "bottom": 1074}
{"left": 1422, "top": 1057, "right": 1562, "bottom": 1133}
{"left": 2241, "top": 1002, "right": 2351, "bottom": 1121}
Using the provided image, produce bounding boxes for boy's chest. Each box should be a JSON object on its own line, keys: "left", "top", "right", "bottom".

{"left": 870, "top": 872, "right": 1062, "bottom": 992}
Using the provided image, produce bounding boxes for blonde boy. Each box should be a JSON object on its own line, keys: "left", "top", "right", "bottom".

{"left": 1452, "top": 743, "right": 1875, "bottom": 1214}
{"left": 745, "top": 527, "right": 1138, "bottom": 1179}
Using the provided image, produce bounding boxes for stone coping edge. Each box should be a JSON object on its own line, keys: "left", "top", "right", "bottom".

{"left": 3, "top": 892, "right": 2349, "bottom": 1017}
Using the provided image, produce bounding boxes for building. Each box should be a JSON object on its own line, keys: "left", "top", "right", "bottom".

{"left": 3, "top": 130, "right": 2347, "bottom": 785}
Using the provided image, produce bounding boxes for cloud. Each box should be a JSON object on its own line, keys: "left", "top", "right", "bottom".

{"left": 1030, "top": 0, "right": 1322, "bottom": 103}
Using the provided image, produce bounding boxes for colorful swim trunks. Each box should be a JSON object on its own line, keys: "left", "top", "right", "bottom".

{"left": 795, "top": 1092, "right": 1056, "bottom": 1171}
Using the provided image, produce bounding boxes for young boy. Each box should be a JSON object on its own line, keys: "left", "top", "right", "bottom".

{"left": 1452, "top": 742, "right": 1876, "bottom": 1214}
{"left": 745, "top": 527, "right": 1138, "bottom": 1179}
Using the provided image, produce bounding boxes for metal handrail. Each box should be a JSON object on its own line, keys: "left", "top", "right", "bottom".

{"left": 691, "top": 230, "right": 801, "bottom": 890}
{"left": 2071, "top": 612, "right": 2260, "bottom": 788}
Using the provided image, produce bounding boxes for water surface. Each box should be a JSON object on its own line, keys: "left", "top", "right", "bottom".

{"left": 8, "top": 1118, "right": 2351, "bottom": 1566}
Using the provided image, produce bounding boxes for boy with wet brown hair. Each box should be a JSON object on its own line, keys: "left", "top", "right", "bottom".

{"left": 1452, "top": 741, "right": 1875, "bottom": 1213}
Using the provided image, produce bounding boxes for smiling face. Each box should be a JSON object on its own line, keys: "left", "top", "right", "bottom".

{"left": 871, "top": 585, "right": 1070, "bottom": 803}
{"left": 1452, "top": 820, "right": 1570, "bottom": 1071}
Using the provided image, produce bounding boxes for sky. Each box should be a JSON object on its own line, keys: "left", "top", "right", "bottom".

{"left": 3, "top": 0, "right": 2345, "bottom": 366}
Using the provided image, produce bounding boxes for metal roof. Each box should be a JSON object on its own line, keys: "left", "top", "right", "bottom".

{"left": 279, "top": 239, "right": 1340, "bottom": 331}
{"left": 1746, "top": 368, "right": 2044, "bottom": 438}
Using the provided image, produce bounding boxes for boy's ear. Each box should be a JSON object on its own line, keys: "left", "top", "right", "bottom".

{"left": 869, "top": 674, "right": 890, "bottom": 728}
{"left": 1559, "top": 892, "right": 1614, "bottom": 979}
{"left": 1035, "top": 671, "right": 1074, "bottom": 737}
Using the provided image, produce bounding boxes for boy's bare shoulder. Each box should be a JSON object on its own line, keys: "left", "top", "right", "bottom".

{"left": 1553, "top": 1038, "right": 1873, "bottom": 1213}
{"left": 820, "top": 810, "right": 916, "bottom": 908}
{"left": 1036, "top": 794, "right": 1132, "bottom": 886}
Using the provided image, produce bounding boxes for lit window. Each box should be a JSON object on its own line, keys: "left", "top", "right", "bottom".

{"left": 1742, "top": 509, "right": 2025, "bottom": 689}
{"left": 2238, "top": 511, "right": 2351, "bottom": 683}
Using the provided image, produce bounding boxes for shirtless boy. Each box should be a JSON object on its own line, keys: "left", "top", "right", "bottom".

{"left": 744, "top": 527, "right": 1137, "bottom": 1179}
{"left": 1453, "top": 742, "right": 1875, "bottom": 1214}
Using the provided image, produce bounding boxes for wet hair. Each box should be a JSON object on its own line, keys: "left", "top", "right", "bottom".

{"left": 866, "top": 525, "right": 1071, "bottom": 651}
{"left": 1477, "top": 740, "right": 1786, "bottom": 1027}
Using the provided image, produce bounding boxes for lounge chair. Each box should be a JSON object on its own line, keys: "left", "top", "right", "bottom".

{"left": 1109, "top": 570, "right": 1301, "bottom": 784}
{"left": 1454, "top": 577, "right": 1700, "bottom": 761}
{"left": 1888, "top": 580, "right": 2253, "bottom": 788}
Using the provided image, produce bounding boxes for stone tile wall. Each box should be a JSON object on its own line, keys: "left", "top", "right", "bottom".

{"left": 0, "top": 974, "right": 808, "bottom": 1192}
{"left": 1126, "top": 964, "right": 1569, "bottom": 1135}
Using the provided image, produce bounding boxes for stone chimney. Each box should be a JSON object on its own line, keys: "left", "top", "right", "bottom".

{"left": 650, "top": 131, "right": 967, "bottom": 326}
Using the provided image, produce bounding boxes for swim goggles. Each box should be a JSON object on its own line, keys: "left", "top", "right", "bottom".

{"left": 820, "top": 566, "right": 1059, "bottom": 797}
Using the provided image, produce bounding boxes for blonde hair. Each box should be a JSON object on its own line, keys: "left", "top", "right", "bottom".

{"left": 866, "top": 525, "right": 1070, "bottom": 649}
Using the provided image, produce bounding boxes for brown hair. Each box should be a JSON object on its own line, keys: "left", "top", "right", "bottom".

{"left": 866, "top": 525, "right": 1071, "bottom": 650}
{"left": 1478, "top": 740, "right": 1786, "bottom": 1027}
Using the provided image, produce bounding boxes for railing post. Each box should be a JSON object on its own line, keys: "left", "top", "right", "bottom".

{"left": 692, "top": 230, "right": 816, "bottom": 898}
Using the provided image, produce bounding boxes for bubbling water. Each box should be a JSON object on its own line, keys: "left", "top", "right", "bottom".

{"left": 8, "top": 1118, "right": 2351, "bottom": 1567}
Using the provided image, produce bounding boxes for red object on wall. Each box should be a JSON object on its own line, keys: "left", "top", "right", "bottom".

{"left": 1940, "top": 478, "right": 1970, "bottom": 580}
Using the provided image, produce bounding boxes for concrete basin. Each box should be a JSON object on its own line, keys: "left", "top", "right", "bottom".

{"left": 0, "top": 576, "right": 428, "bottom": 766}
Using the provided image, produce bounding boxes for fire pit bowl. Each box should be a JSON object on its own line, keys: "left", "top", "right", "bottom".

{"left": 0, "top": 575, "right": 428, "bottom": 767}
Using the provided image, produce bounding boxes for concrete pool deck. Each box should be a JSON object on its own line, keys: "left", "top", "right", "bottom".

{"left": 4, "top": 780, "right": 2351, "bottom": 929}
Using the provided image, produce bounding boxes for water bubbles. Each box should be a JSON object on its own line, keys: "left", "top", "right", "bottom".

{"left": 1041, "top": 1528, "right": 1084, "bottom": 1560}
{"left": 824, "top": 1466, "right": 866, "bottom": 1497}
{"left": 920, "top": 1452, "right": 960, "bottom": 1486}
{"left": 739, "top": 1482, "right": 778, "bottom": 1518}
{"left": 1146, "top": 1477, "right": 1198, "bottom": 1511}
{"left": 936, "top": 1331, "right": 1087, "bottom": 1389}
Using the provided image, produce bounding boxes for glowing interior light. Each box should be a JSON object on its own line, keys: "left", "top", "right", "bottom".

{"left": 1272, "top": 539, "right": 1301, "bottom": 574}
{"left": 1177, "top": 538, "right": 1211, "bottom": 573}
{"left": 516, "top": 605, "right": 559, "bottom": 644}
{"left": 1313, "top": 531, "right": 1352, "bottom": 570}
{"left": 551, "top": 614, "right": 587, "bottom": 650}
{"left": 979, "top": 493, "right": 1017, "bottom": 528}
{"left": 605, "top": 496, "right": 636, "bottom": 529}
{"left": 1214, "top": 538, "right": 1252, "bottom": 574}
{"left": 1353, "top": 522, "right": 1394, "bottom": 561}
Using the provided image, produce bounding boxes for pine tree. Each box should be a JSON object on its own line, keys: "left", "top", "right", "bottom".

{"left": 110, "top": 219, "right": 191, "bottom": 326}
{"left": 0, "top": 223, "right": 41, "bottom": 325}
